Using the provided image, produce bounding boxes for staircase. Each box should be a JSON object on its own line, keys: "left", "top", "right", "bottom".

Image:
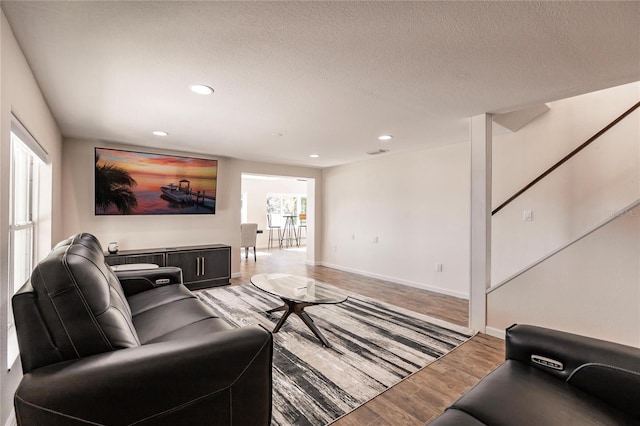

{"left": 486, "top": 82, "right": 640, "bottom": 347}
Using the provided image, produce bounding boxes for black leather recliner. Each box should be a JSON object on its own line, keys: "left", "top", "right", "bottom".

{"left": 12, "top": 233, "right": 272, "bottom": 425}
{"left": 428, "top": 324, "right": 640, "bottom": 425}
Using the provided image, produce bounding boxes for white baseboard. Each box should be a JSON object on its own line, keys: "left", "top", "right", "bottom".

{"left": 485, "top": 326, "right": 506, "bottom": 340}
{"left": 305, "top": 260, "right": 322, "bottom": 267}
{"left": 5, "top": 409, "right": 16, "bottom": 426}
{"left": 231, "top": 272, "right": 241, "bottom": 278}
{"left": 319, "top": 262, "right": 469, "bottom": 300}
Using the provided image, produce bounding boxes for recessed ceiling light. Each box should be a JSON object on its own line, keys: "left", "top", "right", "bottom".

{"left": 309, "top": 154, "right": 320, "bottom": 158}
{"left": 190, "top": 84, "right": 214, "bottom": 95}
{"left": 152, "top": 131, "right": 168, "bottom": 136}
{"left": 378, "top": 135, "right": 393, "bottom": 141}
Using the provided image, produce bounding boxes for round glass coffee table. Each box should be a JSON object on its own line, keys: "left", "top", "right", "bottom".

{"left": 251, "top": 273, "right": 348, "bottom": 347}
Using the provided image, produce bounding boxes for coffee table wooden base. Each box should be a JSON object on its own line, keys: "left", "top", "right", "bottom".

{"left": 267, "top": 298, "right": 332, "bottom": 348}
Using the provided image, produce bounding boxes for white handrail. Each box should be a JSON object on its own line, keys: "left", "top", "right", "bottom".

{"left": 488, "top": 197, "right": 640, "bottom": 294}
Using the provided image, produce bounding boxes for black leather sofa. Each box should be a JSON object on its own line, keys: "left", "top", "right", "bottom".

{"left": 428, "top": 324, "right": 640, "bottom": 425}
{"left": 12, "top": 233, "right": 273, "bottom": 425}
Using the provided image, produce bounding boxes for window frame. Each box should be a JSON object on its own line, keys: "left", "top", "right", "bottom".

{"left": 266, "top": 193, "right": 307, "bottom": 217}
{"left": 7, "top": 116, "right": 48, "bottom": 369}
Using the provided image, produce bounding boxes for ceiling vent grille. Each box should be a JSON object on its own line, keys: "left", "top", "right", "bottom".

{"left": 367, "top": 149, "right": 389, "bottom": 156}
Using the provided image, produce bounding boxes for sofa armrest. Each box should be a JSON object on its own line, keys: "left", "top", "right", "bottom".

{"left": 115, "top": 266, "right": 184, "bottom": 296}
{"left": 506, "top": 324, "right": 640, "bottom": 419}
{"left": 15, "top": 325, "right": 273, "bottom": 426}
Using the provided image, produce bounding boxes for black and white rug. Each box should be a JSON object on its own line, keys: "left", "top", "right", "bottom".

{"left": 197, "top": 284, "right": 474, "bottom": 426}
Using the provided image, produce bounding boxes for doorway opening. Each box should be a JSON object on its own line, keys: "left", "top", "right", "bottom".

{"left": 241, "top": 173, "right": 316, "bottom": 266}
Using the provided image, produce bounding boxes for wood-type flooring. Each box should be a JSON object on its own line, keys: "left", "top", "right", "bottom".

{"left": 230, "top": 248, "right": 505, "bottom": 425}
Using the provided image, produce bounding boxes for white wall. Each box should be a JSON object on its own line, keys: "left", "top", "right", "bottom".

{"left": 61, "top": 138, "right": 322, "bottom": 276}
{"left": 63, "top": 139, "right": 238, "bottom": 252}
{"left": 241, "top": 176, "right": 307, "bottom": 248}
{"left": 492, "top": 82, "right": 640, "bottom": 284}
{"left": 322, "top": 142, "right": 470, "bottom": 299}
{"left": 487, "top": 203, "right": 640, "bottom": 347}
{"left": 0, "top": 11, "right": 63, "bottom": 425}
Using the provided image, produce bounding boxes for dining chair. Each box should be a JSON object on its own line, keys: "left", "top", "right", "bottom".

{"left": 240, "top": 223, "right": 258, "bottom": 261}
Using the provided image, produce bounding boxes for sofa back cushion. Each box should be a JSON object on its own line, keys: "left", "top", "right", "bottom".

{"left": 13, "top": 233, "right": 140, "bottom": 372}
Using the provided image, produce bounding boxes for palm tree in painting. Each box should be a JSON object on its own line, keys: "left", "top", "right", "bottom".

{"left": 95, "top": 153, "right": 138, "bottom": 214}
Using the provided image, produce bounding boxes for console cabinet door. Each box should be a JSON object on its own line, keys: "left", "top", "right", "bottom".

{"left": 199, "top": 248, "right": 231, "bottom": 286}
{"left": 165, "top": 251, "right": 200, "bottom": 284}
{"left": 166, "top": 247, "right": 230, "bottom": 290}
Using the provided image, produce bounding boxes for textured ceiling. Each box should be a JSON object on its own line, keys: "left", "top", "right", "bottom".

{"left": 2, "top": 1, "right": 639, "bottom": 168}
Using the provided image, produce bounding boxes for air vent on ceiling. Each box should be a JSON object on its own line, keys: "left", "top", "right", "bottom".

{"left": 367, "top": 149, "right": 389, "bottom": 156}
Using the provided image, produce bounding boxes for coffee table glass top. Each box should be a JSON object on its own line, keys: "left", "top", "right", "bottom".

{"left": 251, "top": 273, "right": 347, "bottom": 304}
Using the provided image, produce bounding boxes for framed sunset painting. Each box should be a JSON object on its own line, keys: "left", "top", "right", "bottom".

{"left": 95, "top": 147, "right": 218, "bottom": 215}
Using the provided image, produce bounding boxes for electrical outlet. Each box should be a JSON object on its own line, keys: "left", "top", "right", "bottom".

{"left": 352, "top": 234, "right": 356, "bottom": 240}
{"left": 523, "top": 210, "right": 533, "bottom": 221}
{"left": 436, "top": 263, "right": 443, "bottom": 272}
{"left": 373, "top": 236, "right": 379, "bottom": 244}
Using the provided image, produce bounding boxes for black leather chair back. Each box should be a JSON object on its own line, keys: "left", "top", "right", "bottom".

{"left": 13, "top": 233, "right": 140, "bottom": 373}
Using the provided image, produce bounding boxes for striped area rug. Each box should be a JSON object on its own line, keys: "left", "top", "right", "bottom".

{"left": 197, "top": 284, "right": 474, "bottom": 425}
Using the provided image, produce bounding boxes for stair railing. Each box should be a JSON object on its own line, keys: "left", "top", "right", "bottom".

{"left": 489, "top": 197, "right": 640, "bottom": 292}
{"left": 492, "top": 101, "right": 640, "bottom": 216}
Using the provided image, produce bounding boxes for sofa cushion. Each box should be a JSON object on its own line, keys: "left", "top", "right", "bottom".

{"left": 448, "top": 360, "right": 634, "bottom": 426}
{"left": 127, "top": 284, "right": 195, "bottom": 315}
{"left": 130, "top": 287, "right": 231, "bottom": 344}
{"left": 144, "top": 317, "right": 233, "bottom": 344}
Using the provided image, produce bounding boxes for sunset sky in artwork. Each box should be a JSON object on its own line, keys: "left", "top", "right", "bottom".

{"left": 96, "top": 148, "right": 217, "bottom": 181}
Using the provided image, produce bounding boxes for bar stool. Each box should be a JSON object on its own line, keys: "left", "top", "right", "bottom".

{"left": 282, "top": 214, "right": 297, "bottom": 248}
{"left": 297, "top": 213, "right": 307, "bottom": 246}
{"left": 267, "top": 213, "right": 282, "bottom": 249}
